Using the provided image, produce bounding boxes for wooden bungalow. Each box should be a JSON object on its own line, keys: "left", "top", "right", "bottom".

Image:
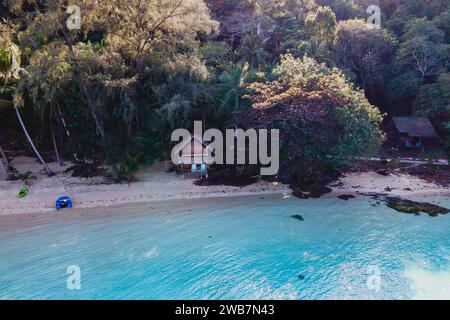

{"left": 388, "top": 116, "right": 439, "bottom": 150}
{"left": 175, "top": 135, "right": 211, "bottom": 179}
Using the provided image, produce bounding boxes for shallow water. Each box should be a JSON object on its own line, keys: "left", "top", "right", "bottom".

{"left": 0, "top": 194, "right": 449, "bottom": 300}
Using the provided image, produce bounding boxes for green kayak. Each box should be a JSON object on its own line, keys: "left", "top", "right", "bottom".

{"left": 17, "top": 187, "right": 29, "bottom": 198}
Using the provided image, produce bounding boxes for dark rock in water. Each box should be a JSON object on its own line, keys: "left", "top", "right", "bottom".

{"left": 291, "top": 185, "right": 332, "bottom": 199}
{"left": 288, "top": 169, "right": 337, "bottom": 200}
{"left": 376, "top": 169, "right": 390, "bottom": 176}
{"left": 310, "top": 186, "right": 332, "bottom": 198}
{"left": 298, "top": 274, "right": 305, "bottom": 280}
{"left": 386, "top": 197, "right": 450, "bottom": 217}
{"left": 338, "top": 194, "right": 355, "bottom": 201}
{"left": 291, "top": 215, "right": 305, "bottom": 221}
{"left": 292, "top": 191, "right": 310, "bottom": 199}
{"left": 359, "top": 192, "right": 388, "bottom": 200}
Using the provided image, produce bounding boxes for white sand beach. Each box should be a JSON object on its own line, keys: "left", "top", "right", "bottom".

{"left": 332, "top": 170, "right": 450, "bottom": 197}
{"left": 0, "top": 157, "right": 288, "bottom": 215}
{"left": 0, "top": 157, "right": 448, "bottom": 215}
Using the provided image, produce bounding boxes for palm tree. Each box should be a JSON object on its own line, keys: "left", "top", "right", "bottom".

{"left": 216, "top": 63, "right": 252, "bottom": 118}
{"left": 239, "top": 33, "right": 267, "bottom": 69}
{"left": 1, "top": 24, "right": 54, "bottom": 176}
{"left": 298, "top": 39, "right": 331, "bottom": 64}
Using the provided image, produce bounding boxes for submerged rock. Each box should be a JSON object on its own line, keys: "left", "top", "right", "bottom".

{"left": 359, "top": 192, "right": 388, "bottom": 200}
{"left": 291, "top": 186, "right": 332, "bottom": 199}
{"left": 298, "top": 274, "right": 305, "bottom": 280}
{"left": 338, "top": 194, "right": 355, "bottom": 201}
{"left": 291, "top": 215, "right": 305, "bottom": 221}
{"left": 386, "top": 197, "right": 449, "bottom": 217}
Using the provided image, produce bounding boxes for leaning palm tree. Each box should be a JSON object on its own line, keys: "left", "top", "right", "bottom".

{"left": 0, "top": 22, "right": 54, "bottom": 176}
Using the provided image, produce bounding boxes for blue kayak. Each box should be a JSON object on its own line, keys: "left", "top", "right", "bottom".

{"left": 56, "top": 196, "right": 73, "bottom": 210}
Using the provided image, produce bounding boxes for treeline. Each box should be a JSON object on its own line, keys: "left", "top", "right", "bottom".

{"left": 0, "top": 0, "right": 449, "bottom": 181}
{"left": 208, "top": 0, "right": 450, "bottom": 143}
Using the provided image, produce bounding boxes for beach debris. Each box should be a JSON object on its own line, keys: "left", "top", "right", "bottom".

{"left": 56, "top": 196, "right": 73, "bottom": 210}
{"left": 8, "top": 170, "right": 37, "bottom": 186}
{"left": 384, "top": 187, "right": 393, "bottom": 192}
{"left": 291, "top": 214, "right": 304, "bottom": 221}
{"left": 400, "top": 164, "right": 450, "bottom": 188}
{"left": 17, "top": 187, "right": 29, "bottom": 198}
{"left": 338, "top": 194, "right": 355, "bottom": 201}
{"left": 385, "top": 197, "right": 449, "bottom": 217}
{"left": 65, "top": 162, "right": 105, "bottom": 178}
{"left": 283, "top": 193, "right": 290, "bottom": 199}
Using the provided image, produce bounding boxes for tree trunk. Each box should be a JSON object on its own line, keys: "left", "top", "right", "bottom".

{"left": 0, "top": 144, "right": 9, "bottom": 177}
{"left": 0, "top": 144, "right": 9, "bottom": 166}
{"left": 50, "top": 119, "right": 63, "bottom": 166}
{"left": 0, "top": 159, "right": 6, "bottom": 176}
{"left": 56, "top": 104, "right": 79, "bottom": 162}
{"left": 15, "top": 107, "right": 55, "bottom": 176}
{"left": 0, "top": 150, "right": 7, "bottom": 178}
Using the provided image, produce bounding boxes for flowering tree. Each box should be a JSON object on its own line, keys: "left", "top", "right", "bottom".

{"left": 241, "top": 55, "right": 383, "bottom": 179}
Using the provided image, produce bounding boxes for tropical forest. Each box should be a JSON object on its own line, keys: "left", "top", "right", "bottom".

{"left": 1, "top": 0, "right": 449, "bottom": 188}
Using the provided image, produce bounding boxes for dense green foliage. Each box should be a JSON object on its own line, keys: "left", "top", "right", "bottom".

{"left": 241, "top": 55, "right": 383, "bottom": 179}
{"left": 1, "top": 0, "right": 449, "bottom": 180}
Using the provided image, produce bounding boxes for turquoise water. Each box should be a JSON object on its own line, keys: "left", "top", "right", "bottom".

{"left": 1, "top": 194, "right": 450, "bottom": 300}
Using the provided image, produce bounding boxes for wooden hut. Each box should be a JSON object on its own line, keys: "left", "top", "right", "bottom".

{"left": 388, "top": 117, "right": 439, "bottom": 150}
